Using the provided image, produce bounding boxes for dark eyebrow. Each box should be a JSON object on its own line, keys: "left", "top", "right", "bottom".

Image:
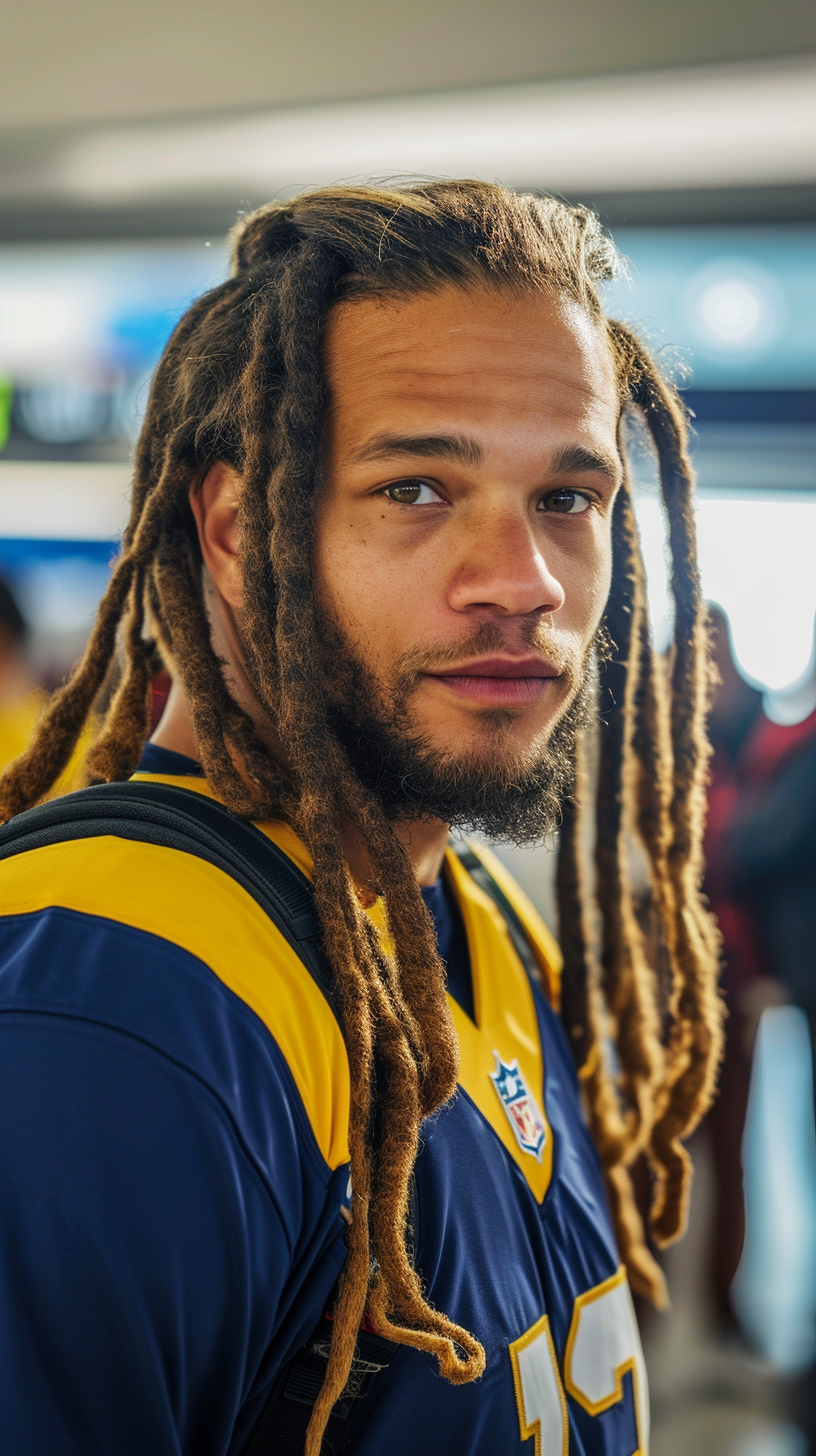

{"left": 346, "top": 432, "right": 620, "bottom": 484}
{"left": 346, "top": 432, "right": 484, "bottom": 467}
{"left": 549, "top": 443, "right": 621, "bottom": 484}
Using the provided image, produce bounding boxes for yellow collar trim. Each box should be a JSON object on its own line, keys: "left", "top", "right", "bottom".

{"left": 444, "top": 846, "right": 553, "bottom": 1204}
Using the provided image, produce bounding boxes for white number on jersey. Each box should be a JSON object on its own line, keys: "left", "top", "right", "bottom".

{"left": 509, "top": 1313, "right": 568, "bottom": 1456}
{"left": 511, "top": 1267, "right": 649, "bottom": 1455}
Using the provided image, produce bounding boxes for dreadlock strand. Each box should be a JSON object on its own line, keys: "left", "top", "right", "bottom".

{"left": 359, "top": 942, "right": 485, "bottom": 1380}
{"left": 631, "top": 571, "right": 678, "bottom": 986}
{"left": 594, "top": 483, "right": 664, "bottom": 1156}
{"left": 150, "top": 544, "right": 277, "bottom": 816}
{"left": 126, "top": 280, "right": 244, "bottom": 541}
{"left": 86, "top": 562, "right": 153, "bottom": 782}
{"left": 617, "top": 537, "right": 703, "bottom": 1240}
{"left": 556, "top": 765, "right": 595, "bottom": 1070}
{"left": 628, "top": 585, "right": 695, "bottom": 1222}
{"left": 604, "top": 1164, "right": 668, "bottom": 1307}
{"left": 624, "top": 339, "right": 723, "bottom": 1243}
{"left": 325, "top": 773, "right": 433, "bottom": 1086}
{"left": 299, "top": 830, "right": 382, "bottom": 1454}
{"left": 343, "top": 790, "right": 460, "bottom": 1112}
{"left": 556, "top": 741, "right": 628, "bottom": 1176}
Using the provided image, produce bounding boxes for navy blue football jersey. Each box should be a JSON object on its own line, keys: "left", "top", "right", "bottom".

{"left": 0, "top": 758, "right": 648, "bottom": 1455}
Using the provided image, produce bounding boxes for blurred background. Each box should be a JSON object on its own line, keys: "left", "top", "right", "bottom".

{"left": 1, "top": 2, "right": 815, "bottom": 1453}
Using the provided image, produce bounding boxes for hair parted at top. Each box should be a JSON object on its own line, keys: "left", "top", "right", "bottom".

{"left": 0, "top": 180, "right": 723, "bottom": 1453}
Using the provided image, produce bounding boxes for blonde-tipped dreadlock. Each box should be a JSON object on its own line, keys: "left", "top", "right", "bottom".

{"left": 0, "top": 182, "right": 723, "bottom": 1445}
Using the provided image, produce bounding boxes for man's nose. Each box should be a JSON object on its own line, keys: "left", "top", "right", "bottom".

{"left": 446, "top": 507, "right": 566, "bottom": 618}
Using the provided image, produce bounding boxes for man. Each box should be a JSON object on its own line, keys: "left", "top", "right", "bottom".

{"left": 0, "top": 182, "right": 720, "bottom": 1455}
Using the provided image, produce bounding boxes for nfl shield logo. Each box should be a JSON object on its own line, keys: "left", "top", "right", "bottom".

{"left": 490, "top": 1051, "right": 547, "bottom": 1162}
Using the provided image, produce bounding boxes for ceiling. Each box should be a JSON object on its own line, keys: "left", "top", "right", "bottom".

{"left": 0, "top": 0, "right": 814, "bottom": 238}
{"left": 2, "top": 0, "right": 814, "bottom": 130}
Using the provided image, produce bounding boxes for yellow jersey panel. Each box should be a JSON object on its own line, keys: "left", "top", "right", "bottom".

{"left": 444, "top": 845, "right": 553, "bottom": 1204}
{"left": 0, "top": 833, "right": 350, "bottom": 1169}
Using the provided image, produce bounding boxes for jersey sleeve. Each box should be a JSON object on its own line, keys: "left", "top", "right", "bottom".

{"left": 0, "top": 904, "right": 350, "bottom": 1456}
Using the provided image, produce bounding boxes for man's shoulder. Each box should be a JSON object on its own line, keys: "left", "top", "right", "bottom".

{"left": 0, "top": 784, "right": 350, "bottom": 1174}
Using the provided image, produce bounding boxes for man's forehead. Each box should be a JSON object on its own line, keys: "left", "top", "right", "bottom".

{"left": 324, "top": 284, "right": 620, "bottom": 457}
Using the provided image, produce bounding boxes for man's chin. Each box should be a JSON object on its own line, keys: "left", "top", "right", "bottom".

{"left": 413, "top": 710, "right": 559, "bottom": 757}
{"left": 320, "top": 618, "right": 597, "bottom": 843}
{"left": 329, "top": 708, "right": 584, "bottom": 845}
{"left": 405, "top": 730, "right": 557, "bottom": 781}
{"left": 408, "top": 686, "right": 576, "bottom": 765}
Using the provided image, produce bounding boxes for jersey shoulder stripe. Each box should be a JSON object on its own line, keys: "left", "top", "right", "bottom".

{"left": 0, "top": 811, "right": 350, "bottom": 1171}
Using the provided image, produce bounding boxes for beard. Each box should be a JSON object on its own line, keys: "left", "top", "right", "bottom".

{"left": 317, "top": 613, "right": 599, "bottom": 846}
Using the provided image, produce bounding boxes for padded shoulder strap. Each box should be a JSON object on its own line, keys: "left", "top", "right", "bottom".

{"left": 0, "top": 781, "right": 335, "bottom": 1007}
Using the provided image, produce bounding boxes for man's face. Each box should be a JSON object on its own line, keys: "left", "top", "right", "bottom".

{"left": 313, "top": 283, "right": 620, "bottom": 834}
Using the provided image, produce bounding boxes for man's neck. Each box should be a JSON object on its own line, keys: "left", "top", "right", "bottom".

{"left": 149, "top": 678, "right": 201, "bottom": 762}
{"left": 390, "top": 817, "right": 449, "bottom": 887}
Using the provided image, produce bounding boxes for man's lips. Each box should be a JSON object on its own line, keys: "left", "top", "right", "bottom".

{"left": 423, "top": 655, "right": 560, "bottom": 708}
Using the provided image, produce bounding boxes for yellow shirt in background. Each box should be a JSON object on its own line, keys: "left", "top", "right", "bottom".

{"left": 0, "top": 692, "right": 89, "bottom": 799}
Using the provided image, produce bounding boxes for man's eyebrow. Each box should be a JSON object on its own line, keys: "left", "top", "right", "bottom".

{"left": 346, "top": 433, "right": 620, "bottom": 482}
{"left": 346, "top": 432, "right": 484, "bottom": 467}
{"left": 549, "top": 443, "right": 621, "bottom": 483}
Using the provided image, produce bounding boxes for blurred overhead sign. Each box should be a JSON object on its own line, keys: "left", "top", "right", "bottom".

{"left": 2, "top": 227, "right": 814, "bottom": 406}
{"left": 609, "top": 227, "right": 816, "bottom": 389}
{"left": 0, "top": 462, "right": 128, "bottom": 538}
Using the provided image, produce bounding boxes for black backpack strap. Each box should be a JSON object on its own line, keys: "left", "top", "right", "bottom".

{"left": 241, "top": 1319, "right": 397, "bottom": 1456}
{"left": 452, "top": 841, "right": 544, "bottom": 992}
{"left": 241, "top": 1156, "right": 418, "bottom": 1456}
{"left": 0, "top": 780, "right": 335, "bottom": 1006}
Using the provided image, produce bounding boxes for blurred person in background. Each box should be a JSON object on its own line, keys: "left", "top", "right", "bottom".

{"left": 0, "top": 575, "right": 43, "bottom": 769}
{"left": 0, "top": 572, "right": 91, "bottom": 795}
{"left": 722, "top": 639, "right": 816, "bottom": 1075}
{"left": 699, "top": 603, "right": 816, "bottom": 1446}
{"left": 720, "top": 623, "right": 816, "bottom": 1450}
{"left": 703, "top": 604, "right": 783, "bottom": 1334}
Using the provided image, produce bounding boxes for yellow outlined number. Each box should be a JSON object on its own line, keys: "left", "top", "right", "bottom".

{"left": 509, "top": 1314, "right": 569, "bottom": 1456}
{"left": 511, "top": 1267, "right": 649, "bottom": 1455}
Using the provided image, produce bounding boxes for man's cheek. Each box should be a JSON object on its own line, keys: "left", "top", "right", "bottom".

{"left": 562, "top": 556, "right": 610, "bottom": 644}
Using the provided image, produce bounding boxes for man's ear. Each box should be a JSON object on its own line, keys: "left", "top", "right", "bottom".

{"left": 189, "top": 462, "right": 244, "bottom": 611}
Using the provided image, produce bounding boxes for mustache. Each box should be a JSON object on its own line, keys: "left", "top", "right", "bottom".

{"left": 390, "top": 620, "right": 579, "bottom": 692}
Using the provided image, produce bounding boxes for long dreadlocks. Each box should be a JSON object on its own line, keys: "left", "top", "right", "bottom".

{"left": 0, "top": 181, "right": 723, "bottom": 1452}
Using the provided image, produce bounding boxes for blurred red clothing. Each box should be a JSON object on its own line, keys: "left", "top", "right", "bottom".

{"left": 705, "top": 693, "right": 816, "bottom": 1327}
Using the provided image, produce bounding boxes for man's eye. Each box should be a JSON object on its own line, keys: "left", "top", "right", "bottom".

{"left": 538, "top": 490, "right": 592, "bottom": 515}
{"left": 383, "top": 480, "right": 442, "bottom": 506}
